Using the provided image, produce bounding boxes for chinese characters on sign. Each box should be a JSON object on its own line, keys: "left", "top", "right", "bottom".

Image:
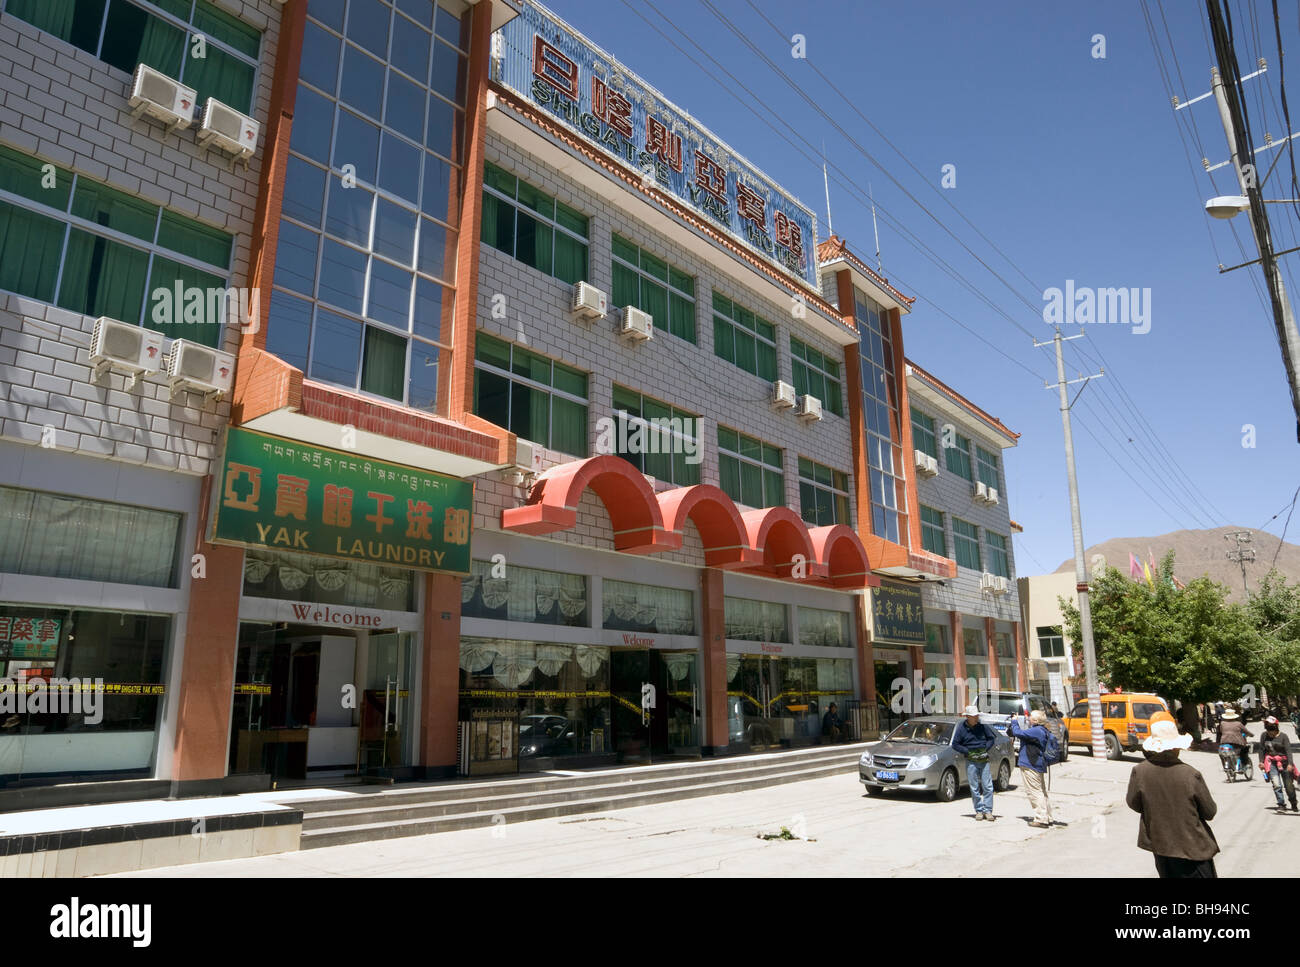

{"left": 0, "top": 616, "right": 61, "bottom": 659}
{"left": 873, "top": 581, "right": 924, "bottom": 645}
{"left": 213, "top": 428, "right": 474, "bottom": 575}
{"left": 493, "top": 2, "right": 818, "bottom": 286}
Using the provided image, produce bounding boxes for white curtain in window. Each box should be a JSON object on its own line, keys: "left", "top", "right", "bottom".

{"left": 574, "top": 645, "right": 606, "bottom": 677}
{"left": 535, "top": 643, "right": 573, "bottom": 677}
{"left": 460, "top": 637, "right": 499, "bottom": 673}
{"left": 461, "top": 573, "right": 480, "bottom": 603}
{"left": 0, "top": 487, "right": 180, "bottom": 587}
{"left": 605, "top": 580, "right": 694, "bottom": 634}
{"left": 492, "top": 639, "right": 536, "bottom": 688}
{"left": 726, "top": 654, "right": 741, "bottom": 682}
{"left": 725, "top": 597, "right": 788, "bottom": 641}
{"left": 664, "top": 652, "right": 695, "bottom": 681}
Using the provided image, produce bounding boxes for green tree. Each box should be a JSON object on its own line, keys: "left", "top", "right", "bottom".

{"left": 1246, "top": 571, "right": 1300, "bottom": 700}
{"left": 1060, "top": 552, "right": 1262, "bottom": 706}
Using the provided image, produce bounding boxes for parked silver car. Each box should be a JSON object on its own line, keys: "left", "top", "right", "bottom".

{"left": 859, "top": 715, "right": 1016, "bottom": 802}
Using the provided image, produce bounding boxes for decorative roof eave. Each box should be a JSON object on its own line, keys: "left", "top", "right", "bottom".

{"left": 489, "top": 83, "right": 856, "bottom": 340}
{"left": 905, "top": 357, "right": 1020, "bottom": 446}
{"left": 816, "top": 235, "right": 915, "bottom": 313}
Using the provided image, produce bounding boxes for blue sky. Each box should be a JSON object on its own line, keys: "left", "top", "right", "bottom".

{"left": 542, "top": 0, "right": 1300, "bottom": 575}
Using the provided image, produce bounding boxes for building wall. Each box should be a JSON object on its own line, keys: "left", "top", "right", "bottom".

{"left": 0, "top": 1, "right": 283, "bottom": 476}
{"left": 1018, "top": 571, "right": 1077, "bottom": 673}
{"left": 472, "top": 130, "right": 858, "bottom": 558}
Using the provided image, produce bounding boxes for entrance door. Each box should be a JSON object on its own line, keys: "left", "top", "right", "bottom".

{"left": 609, "top": 650, "right": 700, "bottom": 761}
{"left": 358, "top": 631, "right": 413, "bottom": 775}
{"left": 875, "top": 659, "right": 908, "bottom": 735}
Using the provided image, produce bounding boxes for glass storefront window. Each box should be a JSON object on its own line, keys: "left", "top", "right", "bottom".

{"left": 923, "top": 661, "right": 952, "bottom": 714}
{"left": 0, "top": 607, "right": 169, "bottom": 785}
{"left": 995, "top": 631, "right": 1016, "bottom": 660}
{"left": 727, "top": 654, "right": 852, "bottom": 746}
{"left": 797, "top": 606, "right": 850, "bottom": 647}
{"left": 603, "top": 580, "right": 694, "bottom": 635}
{"left": 0, "top": 485, "right": 181, "bottom": 588}
{"left": 924, "top": 623, "right": 951, "bottom": 654}
{"left": 242, "top": 549, "right": 416, "bottom": 611}
{"left": 462, "top": 559, "right": 588, "bottom": 626}
{"left": 459, "top": 638, "right": 610, "bottom": 759}
{"left": 963, "top": 627, "right": 984, "bottom": 656}
{"left": 724, "top": 597, "right": 789, "bottom": 642}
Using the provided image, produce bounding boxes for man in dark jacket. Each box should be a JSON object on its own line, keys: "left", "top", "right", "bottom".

{"left": 1259, "top": 716, "right": 1297, "bottom": 812}
{"left": 953, "top": 704, "right": 998, "bottom": 821}
{"left": 1125, "top": 719, "right": 1219, "bottom": 878}
{"left": 822, "top": 703, "right": 845, "bottom": 743}
{"left": 1007, "top": 710, "right": 1054, "bottom": 827}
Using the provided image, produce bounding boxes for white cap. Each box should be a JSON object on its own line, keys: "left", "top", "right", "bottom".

{"left": 963, "top": 705, "right": 980, "bottom": 717}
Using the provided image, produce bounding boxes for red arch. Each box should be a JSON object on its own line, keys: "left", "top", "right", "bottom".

{"left": 808, "top": 524, "right": 876, "bottom": 588}
{"left": 739, "top": 507, "right": 827, "bottom": 581}
{"left": 657, "top": 485, "right": 761, "bottom": 569}
{"left": 500, "top": 454, "right": 675, "bottom": 553}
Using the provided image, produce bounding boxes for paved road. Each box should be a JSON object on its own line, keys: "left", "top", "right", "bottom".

{"left": 121, "top": 740, "right": 1300, "bottom": 878}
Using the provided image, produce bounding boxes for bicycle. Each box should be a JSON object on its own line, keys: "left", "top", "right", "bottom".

{"left": 1219, "top": 743, "right": 1252, "bottom": 782}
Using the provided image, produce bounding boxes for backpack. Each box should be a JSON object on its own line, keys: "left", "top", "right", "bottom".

{"left": 1040, "top": 730, "right": 1062, "bottom": 767}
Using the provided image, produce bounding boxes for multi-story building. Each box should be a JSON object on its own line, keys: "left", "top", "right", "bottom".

{"left": 1018, "top": 571, "right": 1082, "bottom": 707}
{"left": 0, "top": 0, "right": 1027, "bottom": 804}
{"left": 904, "top": 360, "right": 1024, "bottom": 717}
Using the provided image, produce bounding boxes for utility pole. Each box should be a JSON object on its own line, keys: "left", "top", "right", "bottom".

{"left": 1204, "top": 0, "right": 1300, "bottom": 439}
{"left": 1224, "top": 530, "right": 1256, "bottom": 594}
{"left": 1035, "top": 328, "right": 1108, "bottom": 760}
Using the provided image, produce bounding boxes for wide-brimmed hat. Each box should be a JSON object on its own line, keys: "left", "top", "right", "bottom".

{"left": 1221, "top": 709, "right": 1240, "bottom": 721}
{"left": 963, "top": 704, "right": 980, "bottom": 717}
{"left": 1143, "top": 719, "right": 1192, "bottom": 753}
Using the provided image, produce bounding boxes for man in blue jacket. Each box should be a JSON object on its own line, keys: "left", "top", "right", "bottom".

{"left": 1008, "top": 709, "right": 1054, "bottom": 828}
{"left": 953, "top": 704, "right": 998, "bottom": 821}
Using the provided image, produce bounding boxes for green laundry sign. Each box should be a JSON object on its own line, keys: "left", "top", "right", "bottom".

{"left": 212, "top": 427, "right": 474, "bottom": 575}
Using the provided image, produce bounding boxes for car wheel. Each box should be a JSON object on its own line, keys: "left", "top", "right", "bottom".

{"left": 936, "top": 768, "right": 959, "bottom": 802}
{"left": 994, "top": 759, "right": 1011, "bottom": 792}
{"left": 864, "top": 783, "right": 883, "bottom": 796}
{"left": 1104, "top": 733, "right": 1122, "bottom": 760}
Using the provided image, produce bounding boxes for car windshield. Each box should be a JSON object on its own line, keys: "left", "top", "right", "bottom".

{"left": 996, "top": 695, "right": 1024, "bottom": 715}
{"left": 885, "top": 720, "right": 954, "bottom": 744}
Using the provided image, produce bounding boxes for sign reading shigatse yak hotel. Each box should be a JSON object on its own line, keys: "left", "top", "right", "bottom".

{"left": 212, "top": 428, "right": 473, "bottom": 575}
{"left": 492, "top": 1, "right": 819, "bottom": 287}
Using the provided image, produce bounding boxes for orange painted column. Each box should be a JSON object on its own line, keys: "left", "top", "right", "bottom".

{"left": 887, "top": 308, "right": 923, "bottom": 552}
{"left": 418, "top": 572, "right": 463, "bottom": 777}
{"left": 171, "top": 493, "right": 245, "bottom": 784}
{"left": 854, "top": 593, "right": 875, "bottom": 731}
{"left": 950, "top": 610, "right": 966, "bottom": 708}
{"left": 985, "top": 616, "right": 999, "bottom": 689}
{"left": 700, "top": 569, "right": 729, "bottom": 754}
{"left": 1013, "top": 620, "right": 1026, "bottom": 691}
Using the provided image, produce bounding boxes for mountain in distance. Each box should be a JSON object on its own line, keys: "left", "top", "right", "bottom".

{"left": 1053, "top": 525, "right": 1300, "bottom": 602}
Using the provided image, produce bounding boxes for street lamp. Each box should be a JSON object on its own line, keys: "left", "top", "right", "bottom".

{"left": 1205, "top": 195, "right": 1250, "bottom": 219}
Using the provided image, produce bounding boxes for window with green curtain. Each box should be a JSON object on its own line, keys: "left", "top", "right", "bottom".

{"left": 481, "top": 163, "right": 587, "bottom": 285}
{"left": 0, "top": 202, "right": 64, "bottom": 302}
{"left": 911, "top": 406, "right": 937, "bottom": 458}
{"left": 194, "top": 0, "right": 261, "bottom": 58}
{"left": 145, "top": 255, "right": 226, "bottom": 346}
{"left": 609, "top": 234, "right": 695, "bottom": 342}
{"left": 472, "top": 333, "right": 588, "bottom": 455}
{"left": 360, "top": 326, "right": 408, "bottom": 401}
{"left": 57, "top": 228, "right": 149, "bottom": 324}
{"left": 157, "top": 211, "right": 233, "bottom": 268}
{"left": 610, "top": 385, "right": 699, "bottom": 485}
{"left": 797, "top": 456, "right": 850, "bottom": 527}
{"left": 953, "top": 517, "right": 981, "bottom": 571}
{"left": 183, "top": 43, "right": 257, "bottom": 114}
{"left": 100, "top": 0, "right": 185, "bottom": 78}
{"left": 985, "top": 531, "right": 1009, "bottom": 577}
{"left": 718, "top": 426, "right": 783, "bottom": 508}
{"left": 5, "top": 0, "right": 106, "bottom": 53}
{"left": 71, "top": 181, "right": 159, "bottom": 242}
{"left": 976, "top": 445, "right": 1000, "bottom": 489}
{"left": 713, "top": 290, "right": 776, "bottom": 378}
{"left": 920, "top": 505, "right": 946, "bottom": 556}
{"left": 0, "top": 144, "right": 72, "bottom": 209}
{"left": 790, "top": 337, "right": 842, "bottom": 415}
{"left": 945, "top": 432, "right": 973, "bottom": 480}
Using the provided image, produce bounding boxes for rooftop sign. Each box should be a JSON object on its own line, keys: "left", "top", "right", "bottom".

{"left": 492, "top": 1, "right": 819, "bottom": 287}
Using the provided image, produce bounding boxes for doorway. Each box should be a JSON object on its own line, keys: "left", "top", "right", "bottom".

{"left": 609, "top": 649, "right": 699, "bottom": 761}
{"left": 230, "top": 623, "right": 414, "bottom": 782}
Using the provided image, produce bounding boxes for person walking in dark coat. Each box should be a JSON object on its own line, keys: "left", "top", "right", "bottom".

{"left": 953, "top": 704, "right": 998, "bottom": 821}
{"left": 1259, "top": 716, "right": 1298, "bottom": 812}
{"left": 1125, "top": 719, "right": 1219, "bottom": 878}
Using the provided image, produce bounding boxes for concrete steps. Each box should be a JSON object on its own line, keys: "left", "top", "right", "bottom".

{"left": 286, "top": 744, "right": 867, "bottom": 849}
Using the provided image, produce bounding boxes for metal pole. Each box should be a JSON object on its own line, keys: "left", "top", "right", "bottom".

{"left": 1052, "top": 329, "right": 1108, "bottom": 760}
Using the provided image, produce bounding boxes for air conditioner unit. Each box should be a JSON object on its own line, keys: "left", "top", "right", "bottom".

{"left": 90, "top": 317, "right": 165, "bottom": 387}
{"left": 620, "top": 306, "right": 653, "bottom": 340}
{"left": 974, "top": 480, "right": 989, "bottom": 502}
{"left": 772, "top": 380, "right": 797, "bottom": 409}
{"left": 979, "top": 571, "right": 996, "bottom": 591}
{"left": 197, "top": 98, "right": 260, "bottom": 163}
{"left": 987, "top": 487, "right": 1000, "bottom": 506}
{"left": 914, "top": 449, "right": 938, "bottom": 477}
{"left": 571, "top": 281, "right": 607, "bottom": 319}
{"left": 165, "top": 339, "right": 235, "bottom": 401}
{"left": 505, "top": 437, "right": 544, "bottom": 486}
{"left": 128, "top": 64, "right": 196, "bottom": 131}
{"left": 991, "top": 576, "right": 1009, "bottom": 595}
{"left": 797, "top": 394, "right": 823, "bottom": 422}
{"left": 925, "top": 454, "right": 939, "bottom": 476}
